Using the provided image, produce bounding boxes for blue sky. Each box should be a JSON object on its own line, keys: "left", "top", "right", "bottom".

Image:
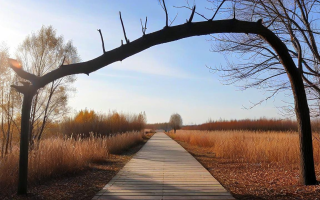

{"left": 0, "top": 0, "right": 293, "bottom": 124}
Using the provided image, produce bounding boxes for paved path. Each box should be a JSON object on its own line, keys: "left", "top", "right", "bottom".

{"left": 93, "top": 133, "right": 235, "bottom": 200}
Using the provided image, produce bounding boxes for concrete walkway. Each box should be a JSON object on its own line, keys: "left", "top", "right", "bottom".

{"left": 93, "top": 133, "right": 235, "bottom": 200}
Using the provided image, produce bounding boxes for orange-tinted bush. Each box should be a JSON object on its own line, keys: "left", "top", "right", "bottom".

{"left": 60, "top": 109, "right": 146, "bottom": 137}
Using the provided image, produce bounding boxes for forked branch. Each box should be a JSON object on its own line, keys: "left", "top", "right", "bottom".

{"left": 140, "top": 17, "right": 148, "bottom": 35}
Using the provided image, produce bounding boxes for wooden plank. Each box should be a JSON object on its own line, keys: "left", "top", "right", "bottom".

{"left": 92, "top": 133, "right": 235, "bottom": 199}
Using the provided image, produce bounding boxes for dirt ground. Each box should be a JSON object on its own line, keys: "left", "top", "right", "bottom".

{"left": 174, "top": 139, "right": 320, "bottom": 200}
{"left": 1, "top": 133, "right": 153, "bottom": 200}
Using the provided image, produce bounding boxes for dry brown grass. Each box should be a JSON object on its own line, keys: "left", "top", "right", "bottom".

{"left": 168, "top": 130, "right": 320, "bottom": 166}
{"left": 0, "top": 131, "right": 143, "bottom": 195}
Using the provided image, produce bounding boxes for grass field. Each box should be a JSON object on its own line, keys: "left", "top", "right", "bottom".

{"left": 0, "top": 131, "right": 144, "bottom": 195}
{"left": 167, "top": 130, "right": 320, "bottom": 199}
{"left": 168, "top": 130, "right": 320, "bottom": 167}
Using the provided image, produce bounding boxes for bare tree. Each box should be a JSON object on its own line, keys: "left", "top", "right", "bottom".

{"left": 15, "top": 25, "right": 80, "bottom": 144}
{"left": 7, "top": 0, "right": 320, "bottom": 194}
{"left": 0, "top": 44, "right": 20, "bottom": 158}
{"left": 169, "top": 113, "right": 183, "bottom": 133}
{"left": 205, "top": 0, "right": 320, "bottom": 184}
{"left": 209, "top": 0, "right": 320, "bottom": 115}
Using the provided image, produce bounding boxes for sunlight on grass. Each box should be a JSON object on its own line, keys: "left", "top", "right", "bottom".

{"left": 0, "top": 131, "right": 143, "bottom": 194}
{"left": 168, "top": 130, "right": 320, "bottom": 166}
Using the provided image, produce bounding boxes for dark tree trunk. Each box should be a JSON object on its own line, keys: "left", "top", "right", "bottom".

{"left": 291, "top": 72, "right": 317, "bottom": 185}
{"left": 258, "top": 23, "right": 318, "bottom": 185}
{"left": 17, "top": 91, "right": 35, "bottom": 195}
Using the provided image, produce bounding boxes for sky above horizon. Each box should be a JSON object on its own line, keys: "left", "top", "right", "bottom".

{"left": 0, "top": 0, "right": 294, "bottom": 124}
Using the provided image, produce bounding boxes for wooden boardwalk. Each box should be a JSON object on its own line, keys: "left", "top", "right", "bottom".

{"left": 93, "top": 132, "right": 235, "bottom": 200}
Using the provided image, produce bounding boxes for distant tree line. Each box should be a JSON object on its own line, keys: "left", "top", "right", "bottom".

{"left": 183, "top": 118, "right": 320, "bottom": 132}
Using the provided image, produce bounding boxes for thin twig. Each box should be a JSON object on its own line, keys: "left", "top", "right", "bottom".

{"left": 174, "top": 6, "right": 208, "bottom": 20}
{"left": 140, "top": 19, "right": 144, "bottom": 35}
{"left": 188, "top": 6, "right": 196, "bottom": 22}
{"left": 140, "top": 17, "right": 148, "bottom": 35}
{"left": 162, "top": 0, "right": 168, "bottom": 27}
{"left": 144, "top": 16, "right": 148, "bottom": 34}
{"left": 211, "top": 0, "right": 226, "bottom": 20}
{"left": 59, "top": 56, "right": 66, "bottom": 67}
{"left": 97, "top": 29, "right": 106, "bottom": 53}
{"left": 119, "top": 12, "right": 129, "bottom": 44}
{"left": 169, "top": 13, "right": 179, "bottom": 26}
{"left": 233, "top": 2, "right": 236, "bottom": 19}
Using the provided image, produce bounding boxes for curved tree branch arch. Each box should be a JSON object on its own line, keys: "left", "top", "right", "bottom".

{"left": 9, "top": 15, "right": 317, "bottom": 194}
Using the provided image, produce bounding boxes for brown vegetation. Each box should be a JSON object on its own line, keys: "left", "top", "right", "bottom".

{"left": 60, "top": 109, "right": 146, "bottom": 138}
{"left": 183, "top": 118, "right": 320, "bottom": 132}
{"left": 168, "top": 130, "right": 320, "bottom": 199}
{"left": 0, "top": 131, "right": 144, "bottom": 196}
{"left": 0, "top": 109, "right": 147, "bottom": 152}
{"left": 183, "top": 118, "right": 299, "bottom": 132}
{"left": 168, "top": 130, "right": 320, "bottom": 165}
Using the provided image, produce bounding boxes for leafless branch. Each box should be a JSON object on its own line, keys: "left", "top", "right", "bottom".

{"left": 8, "top": 59, "right": 39, "bottom": 85}
{"left": 174, "top": 6, "right": 209, "bottom": 20}
{"left": 169, "top": 13, "right": 179, "bottom": 26}
{"left": 7, "top": 19, "right": 298, "bottom": 95}
{"left": 119, "top": 12, "right": 129, "bottom": 44}
{"left": 140, "top": 17, "right": 148, "bottom": 35}
{"left": 211, "top": 0, "right": 226, "bottom": 20}
{"left": 97, "top": 29, "right": 106, "bottom": 53}
{"left": 162, "top": 0, "right": 169, "bottom": 27}
{"left": 188, "top": 6, "right": 196, "bottom": 22}
{"left": 233, "top": 2, "right": 236, "bottom": 19}
{"left": 302, "top": 73, "right": 320, "bottom": 93}
{"left": 243, "top": 86, "right": 285, "bottom": 109}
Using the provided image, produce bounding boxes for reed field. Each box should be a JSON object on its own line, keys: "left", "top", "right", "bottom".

{"left": 168, "top": 130, "right": 320, "bottom": 166}
{"left": 0, "top": 131, "right": 144, "bottom": 195}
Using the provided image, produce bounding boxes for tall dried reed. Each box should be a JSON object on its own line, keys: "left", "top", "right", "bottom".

{"left": 0, "top": 131, "right": 143, "bottom": 195}
{"left": 169, "top": 130, "right": 320, "bottom": 166}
